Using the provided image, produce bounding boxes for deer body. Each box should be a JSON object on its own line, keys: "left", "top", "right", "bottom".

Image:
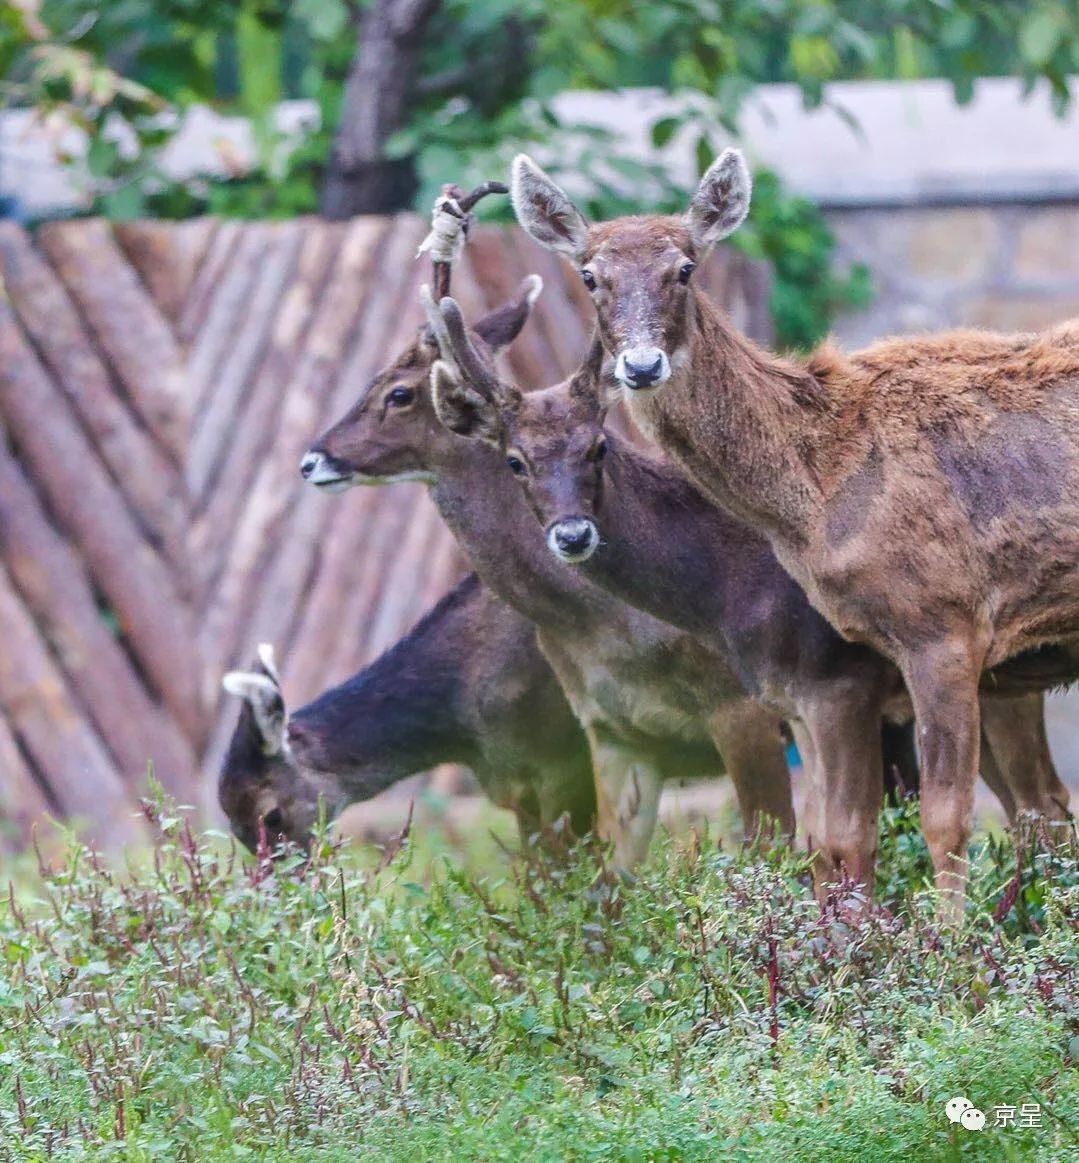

{"left": 220, "top": 573, "right": 597, "bottom": 850}
{"left": 423, "top": 311, "right": 1071, "bottom": 892}
{"left": 301, "top": 283, "right": 795, "bottom": 865}
{"left": 512, "top": 151, "right": 1079, "bottom": 913}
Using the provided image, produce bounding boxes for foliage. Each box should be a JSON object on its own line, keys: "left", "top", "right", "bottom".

{"left": 732, "top": 169, "right": 873, "bottom": 351}
{"left": 0, "top": 796, "right": 1076, "bottom": 1158}
{"left": 3, "top": 1, "right": 1078, "bottom": 344}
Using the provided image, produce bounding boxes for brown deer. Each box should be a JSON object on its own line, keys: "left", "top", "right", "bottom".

{"left": 299, "top": 280, "right": 796, "bottom": 866}
{"left": 420, "top": 297, "right": 1071, "bottom": 892}
{"left": 220, "top": 573, "right": 597, "bottom": 851}
{"left": 512, "top": 150, "right": 1079, "bottom": 914}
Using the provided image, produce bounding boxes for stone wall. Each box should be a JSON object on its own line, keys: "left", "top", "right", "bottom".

{"left": 828, "top": 202, "right": 1079, "bottom": 347}
{"left": 828, "top": 200, "right": 1079, "bottom": 784}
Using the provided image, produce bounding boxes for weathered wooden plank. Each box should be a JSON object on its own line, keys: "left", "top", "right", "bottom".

{"left": 0, "top": 224, "right": 192, "bottom": 585}
{"left": 0, "top": 307, "right": 204, "bottom": 744}
{"left": 188, "top": 221, "right": 307, "bottom": 501}
{"left": 281, "top": 484, "right": 388, "bottom": 700}
{"left": 464, "top": 229, "right": 553, "bottom": 393}
{"left": 37, "top": 219, "right": 189, "bottom": 464}
{"left": 192, "top": 221, "right": 344, "bottom": 595}
{"left": 199, "top": 216, "right": 403, "bottom": 682}
{"left": 178, "top": 218, "right": 240, "bottom": 344}
{"left": 0, "top": 709, "right": 54, "bottom": 852}
{"left": 522, "top": 242, "right": 593, "bottom": 379}
{"left": 358, "top": 487, "right": 453, "bottom": 663}
{"left": 114, "top": 218, "right": 218, "bottom": 325}
{"left": 293, "top": 489, "right": 415, "bottom": 692}
{"left": 185, "top": 223, "right": 274, "bottom": 417}
{"left": 0, "top": 562, "right": 146, "bottom": 851}
{"left": 0, "top": 426, "right": 198, "bottom": 794}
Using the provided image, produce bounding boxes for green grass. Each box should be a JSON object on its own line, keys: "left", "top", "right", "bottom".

{"left": 0, "top": 798, "right": 1076, "bottom": 1161}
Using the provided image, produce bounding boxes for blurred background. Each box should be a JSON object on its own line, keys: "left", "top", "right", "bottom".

{"left": 0, "top": 0, "right": 1076, "bottom": 853}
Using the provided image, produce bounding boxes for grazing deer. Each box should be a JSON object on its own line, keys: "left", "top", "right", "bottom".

{"left": 421, "top": 298, "right": 1071, "bottom": 891}
{"left": 511, "top": 151, "right": 1079, "bottom": 915}
{"left": 220, "top": 574, "right": 596, "bottom": 851}
{"left": 299, "top": 280, "right": 796, "bottom": 866}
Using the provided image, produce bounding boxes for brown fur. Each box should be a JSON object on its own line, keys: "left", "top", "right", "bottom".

{"left": 219, "top": 576, "right": 598, "bottom": 851}
{"left": 432, "top": 312, "right": 1072, "bottom": 898}
{"left": 513, "top": 162, "right": 1079, "bottom": 915}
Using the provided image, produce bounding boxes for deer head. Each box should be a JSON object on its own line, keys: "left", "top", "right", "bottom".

{"left": 300, "top": 177, "right": 534, "bottom": 488}
{"left": 511, "top": 150, "right": 751, "bottom": 392}
{"left": 300, "top": 276, "right": 542, "bottom": 488}
{"left": 220, "top": 645, "right": 337, "bottom": 852}
{"left": 427, "top": 293, "right": 610, "bottom": 563}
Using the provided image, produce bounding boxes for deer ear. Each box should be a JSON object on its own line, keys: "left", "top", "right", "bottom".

{"left": 429, "top": 361, "right": 501, "bottom": 445}
{"left": 511, "top": 156, "right": 589, "bottom": 259}
{"left": 473, "top": 274, "right": 542, "bottom": 352}
{"left": 223, "top": 662, "right": 287, "bottom": 757}
{"left": 686, "top": 149, "right": 752, "bottom": 250}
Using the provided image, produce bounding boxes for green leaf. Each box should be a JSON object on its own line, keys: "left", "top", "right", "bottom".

{"left": 1020, "top": 8, "right": 1067, "bottom": 66}
{"left": 650, "top": 116, "right": 681, "bottom": 149}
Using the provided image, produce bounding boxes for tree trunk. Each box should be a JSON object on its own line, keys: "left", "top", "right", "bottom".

{"left": 321, "top": 0, "right": 442, "bottom": 219}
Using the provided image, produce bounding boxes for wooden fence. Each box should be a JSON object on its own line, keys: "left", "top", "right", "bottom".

{"left": 0, "top": 214, "right": 769, "bottom": 850}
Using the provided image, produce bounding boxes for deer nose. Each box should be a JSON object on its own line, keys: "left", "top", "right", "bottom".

{"left": 616, "top": 346, "right": 671, "bottom": 390}
{"left": 300, "top": 451, "right": 322, "bottom": 479}
{"left": 547, "top": 518, "right": 599, "bottom": 563}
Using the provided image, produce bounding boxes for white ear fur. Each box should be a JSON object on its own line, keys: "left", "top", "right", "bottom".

{"left": 523, "top": 273, "right": 543, "bottom": 306}
{"left": 222, "top": 671, "right": 286, "bottom": 755}
{"left": 256, "top": 642, "right": 280, "bottom": 685}
{"left": 510, "top": 154, "right": 589, "bottom": 259}
{"left": 685, "top": 148, "right": 752, "bottom": 250}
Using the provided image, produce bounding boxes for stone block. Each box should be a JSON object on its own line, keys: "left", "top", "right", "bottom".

{"left": 959, "top": 294, "right": 1079, "bottom": 331}
{"left": 1015, "top": 208, "right": 1079, "bottom": 282}
{"left": 906, "top": 209, "right": 997, "bottom": 282}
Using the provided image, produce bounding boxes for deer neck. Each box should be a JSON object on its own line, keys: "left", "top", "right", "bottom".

{"left": 628, "top": 293, "right": 828, "bottom": 548}
{"left": 292, "top": 588, "right": 480, "bottom": 798}
{"left": 430, "top": 441, "right": 612, "bottom": 635}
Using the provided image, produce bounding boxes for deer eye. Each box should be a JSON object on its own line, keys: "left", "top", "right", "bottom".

{"left": 580, "top": 270, "right": 597, "bottom": 292}
{"left": 386, "top": 386, "right": 414, "bottom": 408}
{"left": 506, "top": 455, "right": 527, "bottom": 477}
{"left": 678, "top": 262, "right": 696, "bottom": 285}
{"left": 262, "top": 808, "right": 284, "bottom": 833}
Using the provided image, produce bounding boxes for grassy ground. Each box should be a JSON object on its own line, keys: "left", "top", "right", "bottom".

{"left": 0, "top": 797, "right": 1075, "bottom": 1161}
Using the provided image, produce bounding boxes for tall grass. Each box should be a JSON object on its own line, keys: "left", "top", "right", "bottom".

{"left": 0, "top": 798, "right": 1075, "bottom": 1160}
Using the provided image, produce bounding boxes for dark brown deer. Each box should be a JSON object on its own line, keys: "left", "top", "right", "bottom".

{"left": 420, "top": 299, "right": 1071, "bottom": 891}
{"left": 512, "top": 151, "right": 1079, "bottom": 915}
{"left": 220, "top": 573, "right": 596, "bottom": 851}
{"left": 299, "top": 283, "right": 795, "bottom": 866}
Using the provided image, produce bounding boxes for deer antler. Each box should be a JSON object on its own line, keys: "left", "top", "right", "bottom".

{"left": 437, "top": 296, "right": 506, "bottom": 402}
{"left": 417, "top": 179, "right": 509, "bottom": 300}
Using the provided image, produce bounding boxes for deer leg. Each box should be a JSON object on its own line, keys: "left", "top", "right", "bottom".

{"left": 790, "top": 720, "right": 831, "bottom": 890}
{"left": 900, "top": 639, "right": 985, "bottom": 922}
{"left": 800, "top": 695, "right": 884, "bottom": 901}
{"left": 587, "top": 731, "right": 665, "bottom": 868}
{"left": 706, "top": 701, "right": 794, "bottom": 845}
{"left": 981, "top": 692, "right": 1072, "bottom": 827}
{"left": 978, "top": 728, "right": 1018, "bottom": 824}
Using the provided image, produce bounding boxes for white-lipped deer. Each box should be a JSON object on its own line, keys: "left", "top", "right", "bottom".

{"left": 419, "top": 295, "right": 1073, "bottom": 894}
{"left": 299, "top": 280, "right": 795, "bottom": 864}
{"left": 512, "top": 151, "right": 1079, "bottom": 915}
{"left": 220, "top": 575, "right": 597, "bottom": 851}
